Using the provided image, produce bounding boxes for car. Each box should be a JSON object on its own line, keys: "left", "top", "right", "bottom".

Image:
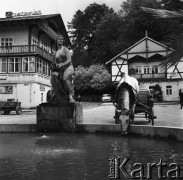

{"left": 102, "top": 94, "right": 112, "bottom": 103}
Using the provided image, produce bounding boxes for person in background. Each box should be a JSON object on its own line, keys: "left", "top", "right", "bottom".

{"left": 179, "top": 89, "right": 183, "bottom": 109}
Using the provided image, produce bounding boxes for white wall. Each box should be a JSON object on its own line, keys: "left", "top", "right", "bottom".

{"left": 139, "top": 81, "right": 183, "bottom": 101}
{"left": 112, "top": 58, "right": 128, "bottom": 81}
{"left": 17, "top": 83, "right": 31, "bottom": 107}
{"left": 0, "top": 83, "right": 30, "bottom": 107}
{"left": 0, "top": 82, "right": 51, "bottom": 108}
{"left": 0, "top": 26, "right": 29, "bottom": 45}
{"left": 34, "top": 83, "right": 51, "bottom": 106}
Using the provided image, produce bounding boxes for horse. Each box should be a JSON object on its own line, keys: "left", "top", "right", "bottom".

{"left": 113, "top": 74, "right": 139, "bottom": 134}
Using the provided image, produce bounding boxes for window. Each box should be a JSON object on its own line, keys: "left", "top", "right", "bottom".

{"left": 22, "top": 57, "right": 28, "bottom": 72}
{"left": 1, "top": 37, "right": 13, "bottom": 47}
{"left": 22, "top": 57, "right": 35, "bottom": 72}
{"left": 8, "top": 57, "right": 20, "bottom": 72}
{"left": 40, "top": 40, "right": 50, "bottom": 53}
{"left": 32, "top": 38, "right": 38, "bottom": 46}
{"left": 135, "top": 66, "right": 142, "bottom": 74}
{"left": 0, "top": 58, "right": 7, "bottom": 73}
{"left": 144, "top": 66, "right": 151, "bottom": 74}
{"left": 32, "top": 38, "right": 38, "bottom": 51}
{"left": 43, "top": 61, "right": 46, "bottom": 74}
{"left": 37, "top": 58, "right": 43, "bottom": 74}
{"left": 48, "top": 64, "right": 51, "bottom": 76}
{"left": 37, "top": 58, "right": 42, "bottom": 73}
{"left": 0, "top": 37, "right": 14, "bottom": 52}
{"left": 44, "top": 62, "right": 49, "bottom": 76}
{"left": 36, "top": 58, "right": 50, "bottom": 76}
{"left": 166, "top": 85, "right": 172, "bottom": 95}
{"left": 152, "top": 66, "right": 158, "bottom": 74}
{"left": 45, "top": 63, "right": 48, "bottom": 75}
{"left": 44, "top": 62, "right": 50, "bottom": 76}
{"left": 29, "top": 57, "right": 35, "bottom": 72}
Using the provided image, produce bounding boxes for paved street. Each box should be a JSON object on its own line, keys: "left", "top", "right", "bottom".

{"left": 0, "top": 102, "right": 183, "bottom": 128}
{"left": 83, "top": 103, "right": 183, "bottom": 128}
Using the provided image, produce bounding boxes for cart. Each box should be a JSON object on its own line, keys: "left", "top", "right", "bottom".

{"left": 130, "top": 89, "right": 156, "bottom": 125}
{"left": 0, "top": 99, "right": 22, "bottom": 115}
{"left": 114, "top": 89, "right": 156, "bottom": 126}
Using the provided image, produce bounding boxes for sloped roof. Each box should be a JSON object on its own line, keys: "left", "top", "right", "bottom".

{"left": 106, "top": 35, "right": 173, "bottom": 64}
{"left": 0, "top": 13, "right": 70, "bottom": 45}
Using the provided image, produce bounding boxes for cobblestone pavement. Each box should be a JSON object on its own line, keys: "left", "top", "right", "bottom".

{"left": 0, "top": 103, "right": 183, "bottom": 128}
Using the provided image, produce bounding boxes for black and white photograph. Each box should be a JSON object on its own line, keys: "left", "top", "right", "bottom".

{"left": 0, "top": 0, "right": 183, "bottom": 179}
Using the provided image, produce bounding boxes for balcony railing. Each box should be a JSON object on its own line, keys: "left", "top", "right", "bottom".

{"left": 130, "top": 73, "right": 166, "bottom": 80}
{"left": 0, "top": 45, "right": 54, "bottom": 61}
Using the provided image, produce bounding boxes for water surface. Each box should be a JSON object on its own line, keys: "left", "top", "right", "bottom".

{"left": 0, "top": 133, "right": 183, "bottom": 180}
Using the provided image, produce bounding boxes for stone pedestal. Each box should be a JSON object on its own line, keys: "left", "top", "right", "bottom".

{"left": 36, "top": 102, "right": 83, "bottom": 133}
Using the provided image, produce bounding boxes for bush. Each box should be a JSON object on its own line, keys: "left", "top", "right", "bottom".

{"left": 74, "top": 64, "right": 112, "bottom": 95}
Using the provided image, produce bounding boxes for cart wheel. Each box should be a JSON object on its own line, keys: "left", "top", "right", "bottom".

{"left": 150, "top": 108, "right": 154, "bottom": 125}
{"left": 115, "top": 118, "right": 119, "bottom": 124}
{"left": 130, "top": 103, "right": 136, "bottom": 124}
{"left": 130, "top": 113, "right": 134, "bottom": 124}
{"left": 145, "top": 112, "right": 148, "bottom": 119}
{"left": 4, "top": 111, "right": 10, "bottom": 115}
{"left": 147, "top": 113, "right": 151, "bottom": 123}
{"left": 16, "top": 106, "right": 22, "bottom": 115}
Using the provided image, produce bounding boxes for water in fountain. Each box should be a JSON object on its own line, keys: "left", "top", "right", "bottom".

{"left": 0, "top": 133, "right": 183, "bottom": 179}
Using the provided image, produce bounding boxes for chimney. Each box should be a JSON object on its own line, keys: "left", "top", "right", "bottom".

{"left": 6, "top": 12, "right": 13, "bottom": 18}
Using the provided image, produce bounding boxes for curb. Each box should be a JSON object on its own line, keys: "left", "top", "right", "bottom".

{"left": 0, "top": 124, "right": 37, "bottom": 133}
{"left": 1, "top": 123, "right": 183, "bottom": 142}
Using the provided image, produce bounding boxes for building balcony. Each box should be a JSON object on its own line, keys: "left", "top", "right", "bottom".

{"left": 0, "top": 45, "right": 54, "bottom": 62}
{"left": 130, "top": 73, "right": 166, "bottom": 81}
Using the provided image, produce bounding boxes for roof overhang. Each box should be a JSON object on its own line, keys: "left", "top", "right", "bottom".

{"left": 106, "top": 35, "right": 174, "bottom": 65}
{"left": 0, "top": 13, "right": 71, "bottom": 46}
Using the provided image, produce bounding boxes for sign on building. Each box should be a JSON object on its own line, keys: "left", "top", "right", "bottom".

{"left": 0, "top": 86, "right": 13, "bottom": 94}
{"left": 40, "top": 85, "right": 45, "bottom": 91}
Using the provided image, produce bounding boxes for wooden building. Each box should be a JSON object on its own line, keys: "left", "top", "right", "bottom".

{"left": 106, "top": 33, "right": 183, "bottom": 101}
{"left": 0, "top": 12, "right": 70, "bottom": 108}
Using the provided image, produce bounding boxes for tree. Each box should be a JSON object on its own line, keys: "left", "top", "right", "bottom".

{"left": 92, "top": 13, "right": 126, "bottom": 64}
{"left": 118, "top": 0, "right": 179, "bottom": 43}
{"left": 68, "top": 3, "right": 115, "bottom": 66}
{"left": 156, "top": 0, "right": 183, "bottom": 11}
{"left": 69, "top": 0, "right": 183, "bottom": 67}
{"left": 119, "top": 0, "right": 159, "bottom": 18}
{"left": 141, "top": 0, "right": 183, "bottom": 68}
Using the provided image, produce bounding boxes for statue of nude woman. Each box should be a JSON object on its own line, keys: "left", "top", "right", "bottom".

{"left": 49, "top": 34, "right": 75, "bottom": 103}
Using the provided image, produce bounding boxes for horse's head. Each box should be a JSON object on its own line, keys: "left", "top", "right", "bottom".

{"left": 113, "top": 102, "right": 130, "bottom": 134}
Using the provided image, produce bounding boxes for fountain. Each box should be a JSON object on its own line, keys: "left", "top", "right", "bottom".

{"left": 37, "top": 101, "right": 83, "bottom": 133}
{"left": 37, "top": 60, "right": 83, "bottom": 133}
